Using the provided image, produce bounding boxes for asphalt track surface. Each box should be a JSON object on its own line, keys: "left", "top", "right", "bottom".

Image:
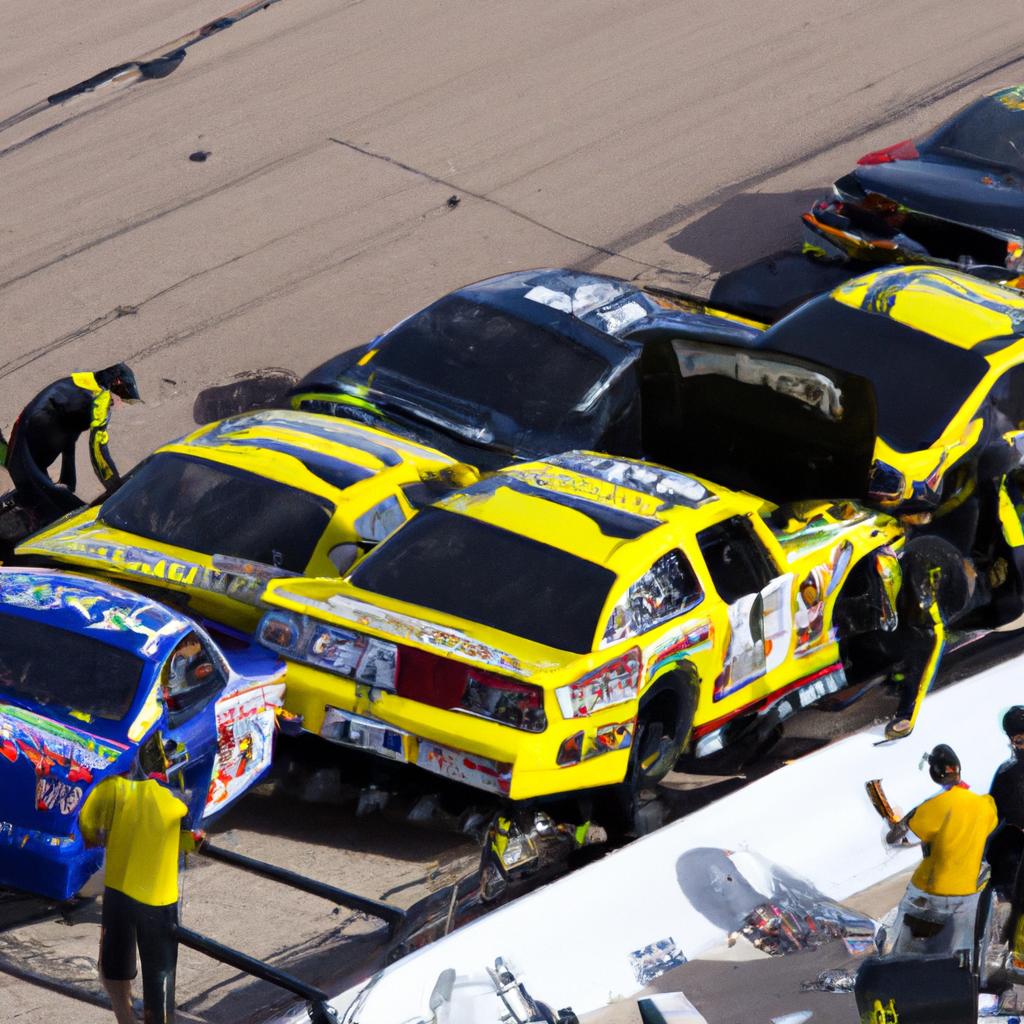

{"left": 5, "top": 2, "right": 1024, "bottom": 1021}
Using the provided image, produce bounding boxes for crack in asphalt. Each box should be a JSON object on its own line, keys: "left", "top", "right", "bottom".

{"left": 328, "top": 136, "right": 681, "bottom": 276}
{"left": 331, "top": 41, "right": 1024, "bottom": 281}
{"left": 575, "top": 44, "right": 1024, "bottom": 271}
{"left": 0, "top": 0, "right": 286, "bottom": 141}
{"left": 6, "top": 31, "right": 1024, "bottom": 380}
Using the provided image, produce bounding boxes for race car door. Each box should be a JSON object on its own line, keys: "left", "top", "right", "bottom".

{"left": 696, "top": 515, "right": 792, "bottom": 702}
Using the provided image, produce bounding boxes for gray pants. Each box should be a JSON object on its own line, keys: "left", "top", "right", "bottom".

{"left": 891, "top": 881, "right": 980, "bottom": 957}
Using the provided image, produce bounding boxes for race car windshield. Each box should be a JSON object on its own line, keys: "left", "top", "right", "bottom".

{"left": 351, "top": 507, "right": 615, "bottom": 653}
{"left": 347, "top": 295, "right": 622, "bottom": 449}
{"left": 761, "top": 298, "right": 988, "bottom": 451}
{"left": 99, "top": 452, "right": 334, "bottom": 572}
{"left": 928, "top": 94, "right": 1024, "bottom": 173}
{"left": 0, "top": 613, "right": 143, "bottom": 721}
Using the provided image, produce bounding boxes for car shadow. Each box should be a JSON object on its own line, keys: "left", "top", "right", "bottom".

{"left": 666, "top": 189, "right": 823, "bottom": 274}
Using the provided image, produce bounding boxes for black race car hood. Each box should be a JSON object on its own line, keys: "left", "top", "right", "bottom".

{"left": 846, "top": 158, "right": 1024, "bottom": 236}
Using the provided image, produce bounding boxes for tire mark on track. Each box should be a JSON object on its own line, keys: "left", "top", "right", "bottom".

{"left": 575, "top": 44, "right": 1024, "bottom": 271}
{"left": 0, "top": 176, "right": 436, "bottom": 381}
{"left": 125, "top": 201, "right": 458, "bottom": 363}
{"left": 0, "top": 306, "right": 137, "bottom": 380}
{"left": 0, "top": 141, "right": 326, "bottom": 297}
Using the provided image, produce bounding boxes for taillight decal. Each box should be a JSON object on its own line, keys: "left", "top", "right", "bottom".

{"left": 556, "top": 719, "right": 635, "bottom": 768}
{"left": 556, "top": 648, "right": 642, "bottom": 719}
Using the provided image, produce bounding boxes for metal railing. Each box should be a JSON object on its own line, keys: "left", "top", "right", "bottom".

{"left": 172, "top": 840, "right": 407, "bottom": 1022}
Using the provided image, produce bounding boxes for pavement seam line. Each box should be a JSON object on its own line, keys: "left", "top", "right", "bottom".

{"left": 327, "top": 136, "right": 685, "bottom": 277}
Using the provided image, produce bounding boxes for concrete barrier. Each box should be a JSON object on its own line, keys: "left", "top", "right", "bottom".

{"left": 291, "top": 651, "right": 1022, "bottom": 1024}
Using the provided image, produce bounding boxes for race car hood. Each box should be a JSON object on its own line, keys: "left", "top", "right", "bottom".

{"left": 639, "top": 337, "right": 877, "bottom": 505}
{"left": 0, "top": 700, "right": 133, "bottom": 834}
{"left": 843, "top": 159, "right": 1024, "bottom": 237}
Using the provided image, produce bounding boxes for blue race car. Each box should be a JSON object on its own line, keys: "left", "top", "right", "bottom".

{"left": 0, "top": 567, "right": 286, "bottom": 901}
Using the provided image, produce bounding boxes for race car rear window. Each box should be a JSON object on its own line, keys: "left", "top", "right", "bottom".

{"left": 350, "top": 507, "right": 615, "bottom": 653}
{"left": 359, "top": 295, "right": 613, "bottom": 433}
{"left": 761, "top": 298, "right": 988, "bottom": 451}
{"left": 929, "top": 95, "right": 1024, "bottom": 173}
{"left": 99, "top": 453, "right": 334, "bottom": 573}
{"left": 0, "top": 614, "right": 143, "bottom": 721}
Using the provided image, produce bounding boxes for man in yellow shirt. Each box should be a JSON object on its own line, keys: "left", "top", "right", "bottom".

{"left": 886, "top": 743, "right": 997, "bottom": 956}
{"left": 79, "top": 733, "right": 200, "bottom": 1024}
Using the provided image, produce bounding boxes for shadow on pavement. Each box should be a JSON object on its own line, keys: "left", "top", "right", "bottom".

{"left": 666, "top": 189, "right": 822, "bottom": 273}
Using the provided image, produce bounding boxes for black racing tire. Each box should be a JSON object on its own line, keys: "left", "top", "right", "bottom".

{"left": 899, "top": 534, "right": 972, "bottom": 625}
{"left": 833, "top": 554, "right": 900, "bottom": 683}
{"left": 598, "top": 668, "right": 698, "bottom": 836}
{"left": 625, "top": 668, "right": 699, "bottom": 798}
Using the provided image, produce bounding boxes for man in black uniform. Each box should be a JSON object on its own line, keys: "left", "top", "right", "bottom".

{"left": 989, "top": 706, "right": 1024, "bottom": 895}
{"left": 5, "top": 364, "right": 140, "bottom": 521}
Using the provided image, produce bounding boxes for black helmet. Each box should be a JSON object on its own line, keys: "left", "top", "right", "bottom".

{"left": 96, "top": 362, "right": 141, "bottom": 402}
{"left": 927, "top": 743, "right": 961, "bottom": 785}
{"left": 1003, "top": 706, "right": 1024, "bottom": 739}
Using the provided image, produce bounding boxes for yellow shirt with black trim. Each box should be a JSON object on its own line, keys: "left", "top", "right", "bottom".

{"left": 908, "top": 784, "right": 997, "bottom": 896}
{"left": 79, "top": 776, "right": 196, "bottom": 907}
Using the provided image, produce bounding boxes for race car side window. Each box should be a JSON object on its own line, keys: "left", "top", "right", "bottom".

{"left": 161, "top": 631, "right": 224, "bottom": 728}
{"left": 602, "top": 549, "right": 704, "bottom": 645}
{"left": 696, "top": 516, "right": 776, "bottom": 605}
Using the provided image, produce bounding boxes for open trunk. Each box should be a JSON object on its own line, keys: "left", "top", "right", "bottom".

{"left": 639, "top": 336, "right": 877, "bottom": 505}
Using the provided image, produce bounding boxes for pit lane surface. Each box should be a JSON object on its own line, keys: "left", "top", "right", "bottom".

{"left": 3, "top": 2, "right": 1024, "bottom": 1021}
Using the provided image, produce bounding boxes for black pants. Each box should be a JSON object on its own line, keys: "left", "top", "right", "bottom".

{"left": 6, "top": 431, "right": 82, "bottom": 524}
{"left": 100, "top": 887, "right": 178, "bottom": 1024}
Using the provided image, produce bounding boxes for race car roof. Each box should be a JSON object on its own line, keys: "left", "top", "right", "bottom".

{"left": 433, "top": 268, "right": 654, "bottom": 340}
{"left": 179, "top": 409, "right": 455, "bottom": 487}
{"left": 431, "top": 452, "right": 742, "bottom": 566}
{"left": 0, "top": 567, "right": 189, "bottom": 661}
{"left": 827, "top": 266, "right": 1024, "bottom": 349}
{"left": 756, "top": 266, "right": 1024, "bottom": 450}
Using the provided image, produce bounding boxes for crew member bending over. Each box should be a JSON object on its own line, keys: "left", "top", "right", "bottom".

{"left": 6, "top": 363, "right": 140, "bottom": 520}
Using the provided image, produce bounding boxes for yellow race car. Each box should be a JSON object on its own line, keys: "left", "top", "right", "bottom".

{"left": 16, "top": 410, "right": 471, "bottom": 631}
{"left": 254, "top": 452, "right": 902, "bottom": 803}
{"left": 746, "top": 265, "right": 1024, "bottom": 518}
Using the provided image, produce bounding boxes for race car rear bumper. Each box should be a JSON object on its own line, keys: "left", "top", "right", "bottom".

{"left": 282, "top": 661, "right": 635, "bottom": 801}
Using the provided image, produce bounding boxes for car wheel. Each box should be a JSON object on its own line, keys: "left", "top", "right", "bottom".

{"left": 626, "top": 667, "right": 700, "bottom": 786}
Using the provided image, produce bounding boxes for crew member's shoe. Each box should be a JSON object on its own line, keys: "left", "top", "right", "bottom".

{"left": 885, "top": 717, "right": 913, "bottom": 741}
